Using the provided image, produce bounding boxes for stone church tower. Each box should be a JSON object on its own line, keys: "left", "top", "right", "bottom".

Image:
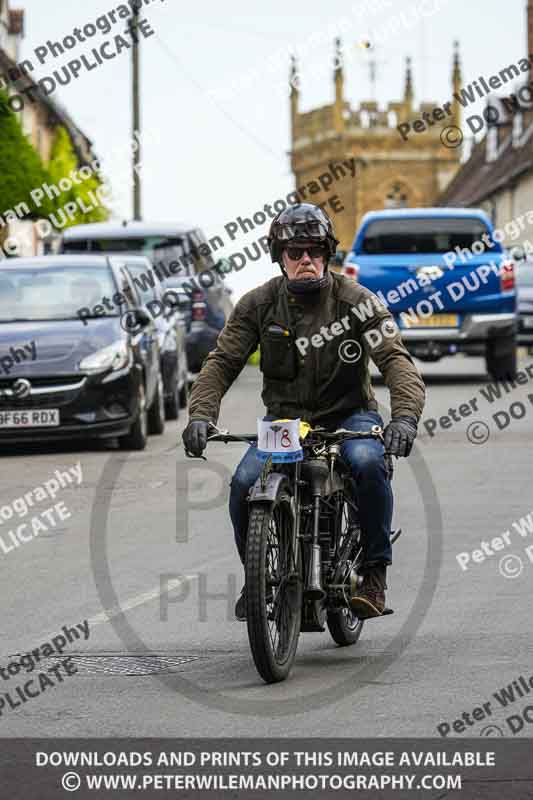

{"left": 289, "top": 40, "right": 463, "bottom": 251}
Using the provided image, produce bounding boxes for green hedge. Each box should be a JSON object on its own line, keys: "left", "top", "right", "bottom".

{"left": 0, "top": 92, "right": 109, "bottom": 231}
{"left": 47, "top": 126, "right": 109, "bottom": 226}
{"left": 0, "top": 90, "right": 55, "bottom": 220}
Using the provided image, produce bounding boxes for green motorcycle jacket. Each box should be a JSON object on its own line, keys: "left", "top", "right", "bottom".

{"left": 188, "top": 271, "right": 425, "bottom": 428}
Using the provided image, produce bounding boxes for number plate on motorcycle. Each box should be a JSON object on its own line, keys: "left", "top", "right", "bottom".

{"left": 257, "top": 418, "right": 303, "bottom": 462}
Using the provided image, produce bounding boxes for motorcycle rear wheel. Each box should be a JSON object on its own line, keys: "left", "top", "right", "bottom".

{"left": 327, "top": 495, "right": 364, "bottom": 647}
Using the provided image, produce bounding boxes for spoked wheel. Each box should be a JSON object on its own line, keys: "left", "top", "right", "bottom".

{"left": 245, "top": 489, "right": 302, "bottom": 683}
{"left": 327, "top": 494, "right": 365, "bottom": 647}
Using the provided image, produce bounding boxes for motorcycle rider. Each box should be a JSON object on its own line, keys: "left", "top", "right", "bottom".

{"left": 183, "top": 203, "right": 425, "bottom": 621}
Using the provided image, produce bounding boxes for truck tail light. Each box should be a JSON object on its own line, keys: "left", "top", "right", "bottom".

{"left": 499, "top": 260, "right": 515, "bottom": 292}
{"left": 192, "top": 303, "right": 207, "bottom": 322}
{"left": 343, "top": 264, "right": 360, "bottom": 281}
{"left": 191, "top": 289, "right": 207, "bottom": 322}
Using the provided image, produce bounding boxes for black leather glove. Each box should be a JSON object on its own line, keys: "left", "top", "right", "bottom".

{"left": 383, "top": 416, "right": 418, "bottom": 457}
{"left": 182, "top": 419, "right": 211, "bottom": 457}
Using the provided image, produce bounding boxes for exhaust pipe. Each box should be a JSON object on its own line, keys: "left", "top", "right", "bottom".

{"left": 307, "top": 544, "right": 326, "bottom": 600}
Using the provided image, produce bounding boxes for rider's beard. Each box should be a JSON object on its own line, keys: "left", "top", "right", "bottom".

{"left": 286, "top": 270, "right": 330, "bottom": 294}
{"left": 284, "top": 256, "right": 329, "bottom": 293}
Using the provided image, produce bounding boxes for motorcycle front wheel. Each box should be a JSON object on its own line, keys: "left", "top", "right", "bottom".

{"left": 245, "top": 487, "right": 302, "bottom": 684}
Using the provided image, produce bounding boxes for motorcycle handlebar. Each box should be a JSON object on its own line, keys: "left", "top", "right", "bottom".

{"left": 206, "top": 424, "right": 384, "bottom": 446}
{"left": 183, "top": 425, "right": 391, "bottom": 458}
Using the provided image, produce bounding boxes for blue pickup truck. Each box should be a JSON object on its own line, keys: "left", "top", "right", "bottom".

{"left": 343, "top": 208, "right": 517, "bottom": 380}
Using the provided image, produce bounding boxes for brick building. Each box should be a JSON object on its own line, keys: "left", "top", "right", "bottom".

{"left": 289, "top": 40, "right": 463, "bottom": 251}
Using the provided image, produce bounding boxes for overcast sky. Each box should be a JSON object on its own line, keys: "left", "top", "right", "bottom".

{"left": 18, "top": 0, "right": 527, "bottom": 299}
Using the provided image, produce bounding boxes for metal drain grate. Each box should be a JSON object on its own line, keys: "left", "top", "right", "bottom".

{"left": 39, "top": 654, "right": 203, "bottom": 676}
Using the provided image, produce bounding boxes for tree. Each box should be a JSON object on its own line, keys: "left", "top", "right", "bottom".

{"left": 0, "top": 90, "right": 55, "bottom": 226}
{"left": 47, "top": 126, "right": 109, "bottom": 227}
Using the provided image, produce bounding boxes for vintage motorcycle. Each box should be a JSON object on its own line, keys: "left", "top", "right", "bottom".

{"left": 190, "top": 419, "right": 400, "bottom": 684}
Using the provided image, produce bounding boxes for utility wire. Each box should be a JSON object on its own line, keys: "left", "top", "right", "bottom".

{"left": 151, "top": 33, "right": 283, "bottom": 162}
{"left": 179, "top": 21, "right": 289, "bottom": 42}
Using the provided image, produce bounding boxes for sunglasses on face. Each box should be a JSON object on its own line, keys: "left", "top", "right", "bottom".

{"left": 285, "top": 245, "right": 326, "bottom": 261}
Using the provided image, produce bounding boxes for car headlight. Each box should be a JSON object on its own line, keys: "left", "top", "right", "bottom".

{"left": 79, "top": 341, "right": 131, "bottom": 373}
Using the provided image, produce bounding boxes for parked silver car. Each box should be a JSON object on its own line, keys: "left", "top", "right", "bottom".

{"left": 516, "top": 259, "right": 533, "bottom": 351}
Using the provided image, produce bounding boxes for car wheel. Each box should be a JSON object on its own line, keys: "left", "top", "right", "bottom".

{"left": 148, "top": 374, "right": 165, "bottom": 435}
{"left": 165, "top": 382, "right": 180, "bottom": 421}
{"left": 119, "top": 382, "right": 148, "bottom": 451}
{"left": 486, "top": 335, "right": 517, "bottom": 381}
{"left": 179, "top": 378, "right": 189, "bottom": 409}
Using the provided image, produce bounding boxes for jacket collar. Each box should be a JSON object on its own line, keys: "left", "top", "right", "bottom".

{"left": 272, "top": 272, "right": 335, "bottom": 328}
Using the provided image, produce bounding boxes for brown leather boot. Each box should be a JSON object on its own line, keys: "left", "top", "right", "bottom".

{"left": 350, "top": 565, "right": 387, "bottom": 619}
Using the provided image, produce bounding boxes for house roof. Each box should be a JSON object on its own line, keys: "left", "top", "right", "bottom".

{"left": 0, "top": 47, "right": 96, "bottom": 168}
{"left": 439, "top": 118, "right": 533, "bottom": 207}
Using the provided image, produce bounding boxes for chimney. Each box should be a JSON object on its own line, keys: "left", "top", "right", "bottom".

{"left": 8, "top": 9, "right": 25, "bottom": 37}
{"left": 524, "top": 2, "right": 533, "bottom": 129}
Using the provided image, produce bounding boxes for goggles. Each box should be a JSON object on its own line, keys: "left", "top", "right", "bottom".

{"left": 274, "top": 219, "right": 329, "bottom": 241}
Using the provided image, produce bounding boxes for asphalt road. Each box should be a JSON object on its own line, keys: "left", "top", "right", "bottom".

{"left": 1, "top": 354, "right": 532, "bottom": 738}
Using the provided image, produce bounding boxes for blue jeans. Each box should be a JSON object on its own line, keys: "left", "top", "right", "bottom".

{"left": 229, "top": 410, "right": 393, "bottom": 572}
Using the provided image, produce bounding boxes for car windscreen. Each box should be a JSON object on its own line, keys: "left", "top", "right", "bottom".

{"left": 359, "top": 218, "right": 492, "bottom": 254}
{"left": 62, "top": 236, "right": 186, "bottom": 263}
{"left": 0, "top": 266, "right": 118, "bottom": 322}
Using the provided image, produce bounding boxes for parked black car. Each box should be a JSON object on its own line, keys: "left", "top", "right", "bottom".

{"left": 120, "top": 255, "right": 189, "bottom": 418}
{"left": 0, "top": 256, "right": 164, "bottom": 449}
{"left": 59, "top": 222, "right": 234, "bottom": 375}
